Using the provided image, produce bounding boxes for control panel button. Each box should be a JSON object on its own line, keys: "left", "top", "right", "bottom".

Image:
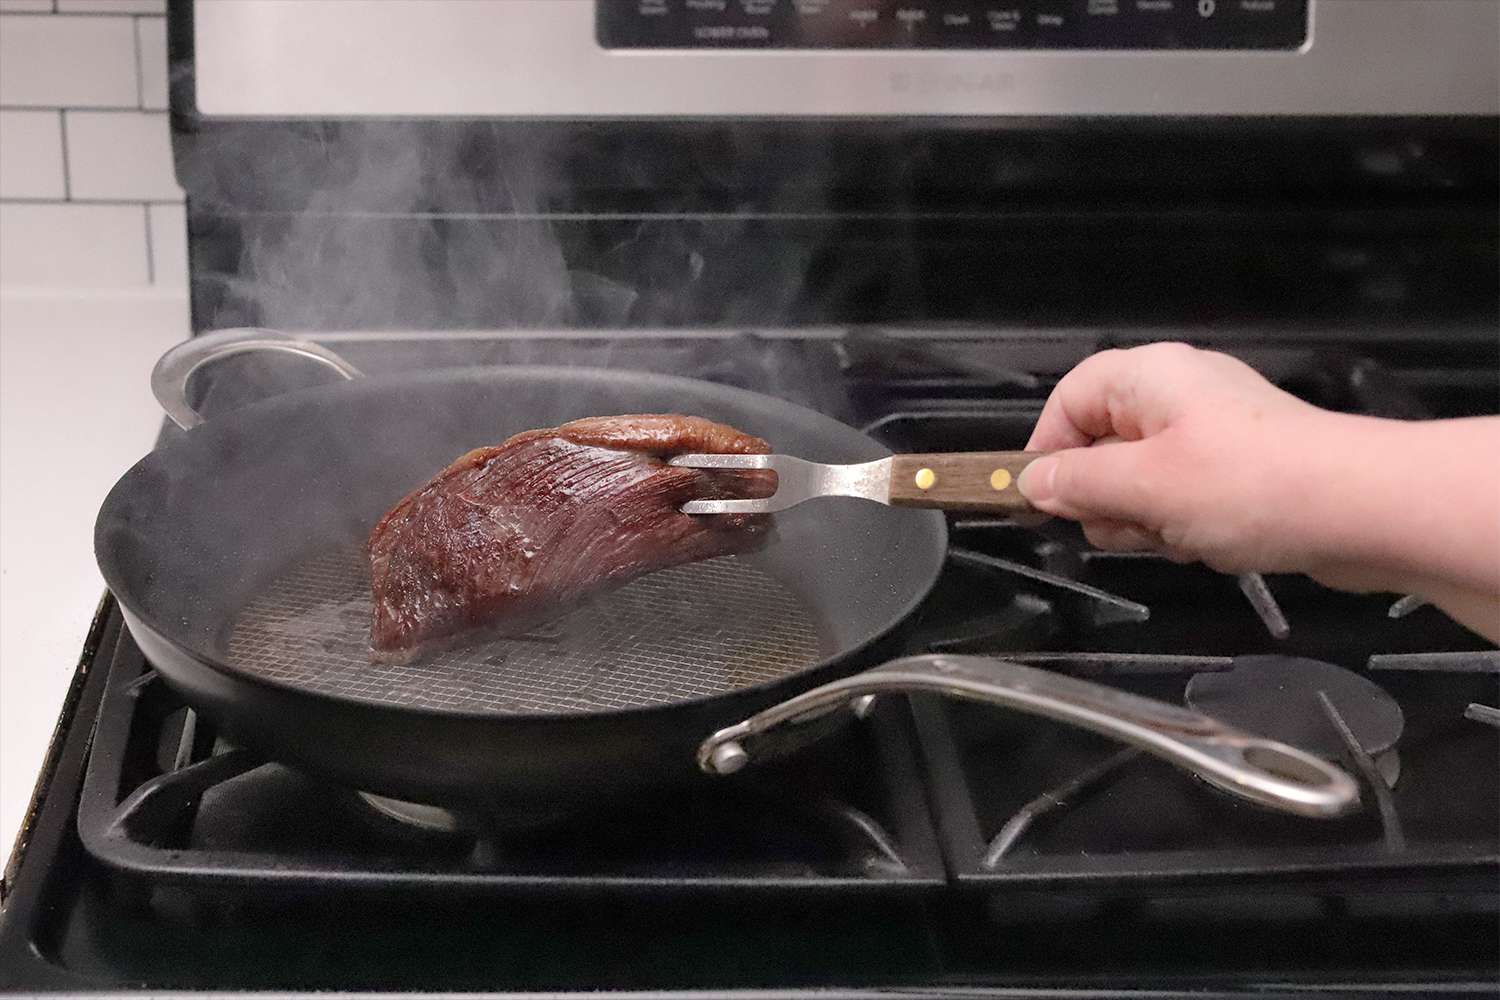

{"left": 985, "top": 7, "right": 1024, "bottom": 34}
{"left": 1035, "top": 3, "right": 1072, "bottom": 38}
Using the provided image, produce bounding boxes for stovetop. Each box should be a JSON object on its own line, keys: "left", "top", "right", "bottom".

{"left": 2, "top": 330, "right": 1497, "bottom": 996}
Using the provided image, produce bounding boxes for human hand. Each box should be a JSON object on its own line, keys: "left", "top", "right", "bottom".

{"left": 1016, "top": 343, "right": 1347, "bottom": 580}
{"left": 1020, "top": 343, "right": 1500, "bottom": 636}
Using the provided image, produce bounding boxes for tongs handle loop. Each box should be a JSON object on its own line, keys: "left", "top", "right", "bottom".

{"left": 699, "top": 654, "right": 1360, "bottom": 820}
{"left": 152, "top": 327, "right": 363, "bottom": 430}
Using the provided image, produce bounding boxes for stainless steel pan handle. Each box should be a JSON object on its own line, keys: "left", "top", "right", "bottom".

{"left": 151, "top": 327, "right": 363, "bottom": 430}
{"left": 699, "top": 654, "right": 1360, "bottom": 819}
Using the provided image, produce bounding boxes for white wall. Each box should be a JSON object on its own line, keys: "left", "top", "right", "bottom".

{"left": 0, "top": 0, "right": 186, "bottom": 292}
{"left": 0, "top": 0, "right": 189, "bottom": 864}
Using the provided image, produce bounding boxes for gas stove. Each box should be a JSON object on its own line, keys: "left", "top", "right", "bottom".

{"left": 4, "top": 0, "right": 1498, "bottom": 992}
{"left": 2, "top": 330, "right": 1496, "bottom": 996}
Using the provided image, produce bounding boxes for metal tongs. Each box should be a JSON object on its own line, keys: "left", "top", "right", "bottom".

{"left": 670, "top": 451, "right": 1046, "bottom": 515}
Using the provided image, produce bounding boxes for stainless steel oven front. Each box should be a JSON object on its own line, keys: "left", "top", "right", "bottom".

{"left": 192, "top": 0, "right": 1498, "bottom": 118}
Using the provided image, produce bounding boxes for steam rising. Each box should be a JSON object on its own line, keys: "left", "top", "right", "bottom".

{"left": 187, "top": 122, "right": 851, "bottom": 335}
{"left": 195, "top": 125, "right": 598, "bottom": 330}
{"left": 179, "top": 120, "right": 875, "bottom": 416}
{"left": 141, "top": 122, "right": 876, "bottom": 629}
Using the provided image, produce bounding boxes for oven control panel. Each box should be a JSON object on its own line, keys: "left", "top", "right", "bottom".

{"left": 598, "top": 0, "right": 1308, "bottom": 50}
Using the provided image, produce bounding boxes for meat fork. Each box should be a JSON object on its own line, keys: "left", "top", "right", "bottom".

{"left": 675, "top": 452, "right": 1292, "bottom": 638}
{"left": 669, "top": 452, "right": 1051, "bottom": 516}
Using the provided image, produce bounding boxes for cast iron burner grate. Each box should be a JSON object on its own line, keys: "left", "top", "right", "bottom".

{"left": 75, "top": 621, "right": 945, "bottom": 894}
{"left": 16, "top": 596, "right": 1498, "bottom": 994}
{"left": 852, "top": 347, "right": 1498, "bottom": 887}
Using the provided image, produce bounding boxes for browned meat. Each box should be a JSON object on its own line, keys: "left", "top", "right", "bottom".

{"left": 367, "top": 414, "right": 771, "bottom": 663}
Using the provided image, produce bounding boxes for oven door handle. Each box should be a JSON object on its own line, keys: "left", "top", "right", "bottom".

{"left": 698, "top": 653, "right": 1361, "bottom": 819}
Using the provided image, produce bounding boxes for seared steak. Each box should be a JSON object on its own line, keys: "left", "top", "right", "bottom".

{"left": 368, "top": 414, "right": 771, "bottom": 663}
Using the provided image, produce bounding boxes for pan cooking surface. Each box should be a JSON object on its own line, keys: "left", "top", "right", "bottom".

{"left": 227, "top": 548, "right": 823, "bottom": 715}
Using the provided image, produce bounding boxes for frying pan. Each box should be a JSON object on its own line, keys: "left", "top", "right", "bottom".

{"left": 95, "top": 329, "right": 1357, "bottom": 823}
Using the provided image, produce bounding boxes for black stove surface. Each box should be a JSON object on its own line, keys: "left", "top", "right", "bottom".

{"left": 69, "top": 627, "right": 946, "bottom": 894}
{"left": 3, "top": 330, "right": 1497, "bottom": 996}
{"left": 3, "top": 604, "right": 1496, "bottom": 997}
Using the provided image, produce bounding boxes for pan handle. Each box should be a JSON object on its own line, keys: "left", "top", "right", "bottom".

{"left": 698, "top": 654, "right": 1360, "bottom": 819}
{"left": 151, "top": 327, "right": 363, "bottom": 430}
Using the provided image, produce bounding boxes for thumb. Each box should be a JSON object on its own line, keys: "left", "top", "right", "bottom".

{"left": 1017, "top": 440, "right": 1158, "bottom": 524}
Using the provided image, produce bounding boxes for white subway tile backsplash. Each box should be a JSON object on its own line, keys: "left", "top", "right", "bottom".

{"left": 0, "top": 202, "right": 149, "bottom": 287}
{"left": 1, "top": 6, "right": 190, "bottom": 293}
{"left": 147, "top": 202, "right": 184, "bottom": 287}
{"left": 0, "top": 110, "right": 65, "bottom": 198}
{"left": 58, "top": 0, "right": 165, "bottom": 13}
{"left": 137, "top": 16, "right": 167, "bottom": 110}
{"left": 64, "top": 110, "right": 180, "bottom": 200}
{"left": 0, "top": 15, "right": 138, "bottom": 108}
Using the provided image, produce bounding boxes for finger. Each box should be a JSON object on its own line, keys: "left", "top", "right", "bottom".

{"left": 1016, "top": 439, "right": 1165, "bottom": 524}
{"left": 1024, "top": 349, "right": 1140, "bottom": 451}
{"left": 1081, "top": 518, "right": 1160, "bottom": 553}
{"left": 1158, "top": 544, "right": 1199, "bottom": 565}
{"left": 1024, "top": 344, "right": 1192, "bottom": 452}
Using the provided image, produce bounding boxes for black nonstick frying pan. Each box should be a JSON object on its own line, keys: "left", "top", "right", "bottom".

{"left": 94, "top": 330, "right": 1357, "bottom": 824}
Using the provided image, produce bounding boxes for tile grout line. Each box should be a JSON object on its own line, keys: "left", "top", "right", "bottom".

{"left": 0, "top": 197, "right": 184, "bottom": 206}
{"left": 132, "top": 14, "right": 144, "bottom": 109}
{"left": 57, "top": 109, "right": 71, "bottom": 200}
{"left": 143, "top": 203, "right": 155, "bottom": 283}
{"left": 0, "top": 104, "right": 149, "bottom": 113}
{"left": 0, "top": 9, "right": 163, "bottom": 16}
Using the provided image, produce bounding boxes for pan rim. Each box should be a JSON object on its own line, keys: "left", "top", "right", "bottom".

{"left": 96, "top": 364, "right": 949, "bottom": 724}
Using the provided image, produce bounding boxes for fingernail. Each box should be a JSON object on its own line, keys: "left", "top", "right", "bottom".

{"left": 1017, "top": 456, "right": 1058, "bottom": 505}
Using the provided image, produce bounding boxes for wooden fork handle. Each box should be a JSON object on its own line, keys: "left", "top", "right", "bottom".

{"left": 888, "top": 452, "right": 1050, "bottom": 515}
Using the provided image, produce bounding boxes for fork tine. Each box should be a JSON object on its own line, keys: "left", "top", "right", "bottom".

{"left": 668, "top": 453, "right": 774, "bottom": 470}
{"left": 682, "top": 497, "right": 786, "bottom": 515}
{"left": 673, "top": 452, "right": 791, "bottom": 514}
